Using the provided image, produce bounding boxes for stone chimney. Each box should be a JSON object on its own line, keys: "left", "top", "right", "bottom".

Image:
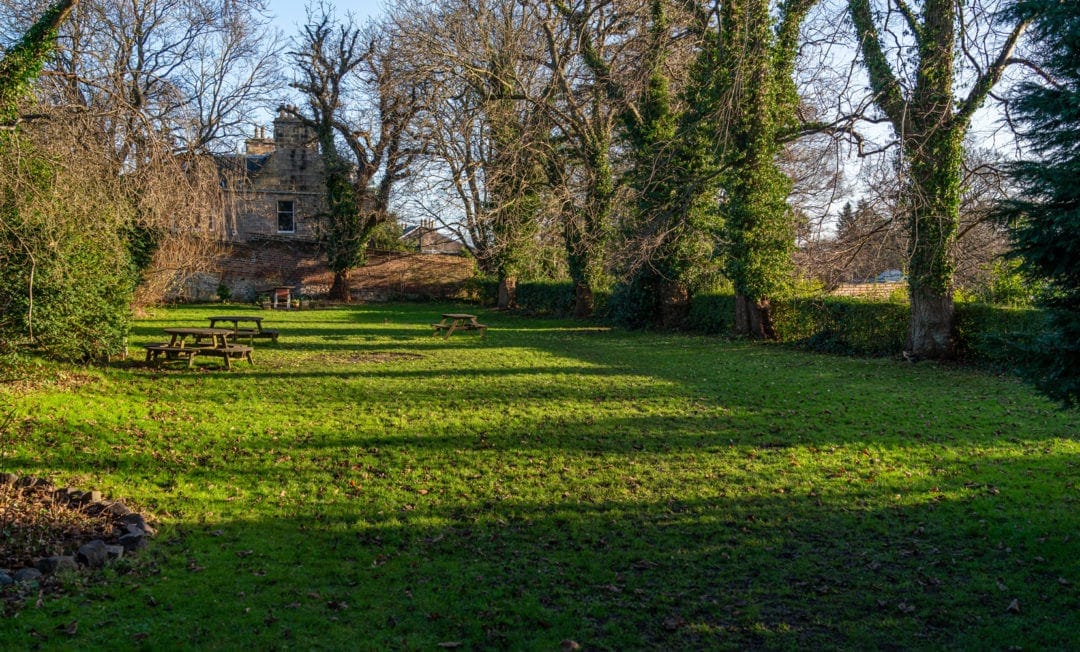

{"left": 244, "top": 125, "right": 275, "bottom": 156}
{"left": 273, "top": 105, "right": 316, "bottom": 150}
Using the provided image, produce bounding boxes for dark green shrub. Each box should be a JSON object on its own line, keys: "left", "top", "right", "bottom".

{"left": 460, "top": 276, "right": 498, "bottom": 306}
{"left": 1, "top": 139, "right": 134, "bottom": 362}
{"left": 953, "top": 302, "right": 1047, "bottom": 368}
{"left": 1, "top": 230, "right": 133, "bottom": 362}
{"left": 479, "top": 280, "right": 611, "bottom": 318}
{"left": 686, "top": 293, "right": 736, "bottom": 334}
{"left": 607, "top": 274, "right": 662, "bottom": 329}
{"left": 774, "top": 297, "right": 909, "bottom": 357}
{"left": 514, "top": 281, "right": 574, "bottom": 316}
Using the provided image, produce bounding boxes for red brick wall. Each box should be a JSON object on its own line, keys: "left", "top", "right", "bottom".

{"left": 180, "top": 241, "right": 475, "bottom": 302}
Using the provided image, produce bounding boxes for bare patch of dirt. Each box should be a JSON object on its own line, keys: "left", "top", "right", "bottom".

{"left": 0, "top": 483, "right": 114, "bottom": 570}
{"left": 348, "top": 253, "right": 475, "bottom": 300}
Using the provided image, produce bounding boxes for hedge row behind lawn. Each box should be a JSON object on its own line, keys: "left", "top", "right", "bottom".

{"left": 480, "top": 281, "right": 1046, "bottom": 367}
{"left": 691, "top": 293, "right": 1047, "bottom": 366}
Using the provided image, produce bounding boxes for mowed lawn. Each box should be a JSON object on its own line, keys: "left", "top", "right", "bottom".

{"left": 1, "top": 304, "right": 1077, "bottom": 649}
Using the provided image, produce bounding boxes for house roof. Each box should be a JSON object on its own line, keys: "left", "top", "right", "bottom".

{"left": 215, "top": 153, "right": 272, "bottom": 180}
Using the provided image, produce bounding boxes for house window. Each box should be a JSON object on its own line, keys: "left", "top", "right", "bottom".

{"left": 277, "top": 200, "right": 295, "bottom": 233}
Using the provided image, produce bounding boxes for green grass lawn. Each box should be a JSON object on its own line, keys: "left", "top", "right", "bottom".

{"left": 1, "top": 303, "right": 1077, "bottom": 649}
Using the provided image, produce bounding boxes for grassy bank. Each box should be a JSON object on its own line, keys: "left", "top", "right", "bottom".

{"left": 1, "top": 304, "right": 1077, "bottom": 649}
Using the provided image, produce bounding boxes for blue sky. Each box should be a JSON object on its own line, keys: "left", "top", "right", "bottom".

{"left": 266, "top": 0, "right": 385, "bottom": 36}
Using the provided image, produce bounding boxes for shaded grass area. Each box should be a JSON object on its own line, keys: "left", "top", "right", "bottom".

{"left": 1, "top": 303, "right": 1078, "bottom": 649}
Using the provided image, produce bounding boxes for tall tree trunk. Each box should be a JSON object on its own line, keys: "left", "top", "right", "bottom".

{"left": 659, "top": 280, "right": 690, "bottom": 329}
{"left": 717, "top": 0, "right": 805, "bottom": 340}
{"left": 734, "top": 293, "right": 777, "bottom": 339}
{"left": 329, "top": 270, "right": 350, "bottom": 302}
{"left": 573, "top": 280, "right": 594, "bottom": 319}
{"left": 907, "top": 285, "right": 953, "bottom": 359}
{"left": 848, "top": 0, "right": 1026, "bottom": 359}
{"left": 497, "top": 274, "right": 517, "bottom": 310}
{"left": 904, "top": 132, "right": 961, "bottom": 358}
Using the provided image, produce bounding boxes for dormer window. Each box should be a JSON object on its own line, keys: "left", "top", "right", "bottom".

{"left": 277, "top": 200, "right": 295, "bottom": 233}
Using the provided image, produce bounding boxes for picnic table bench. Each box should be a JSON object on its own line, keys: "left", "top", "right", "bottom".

{"left": 144, "top": 327, "right": 254, "bottom": 370}
{"left": 208, "top": 315, "right": 280, "bottom": 344}
{"left": 432, "top": 313, "right": 488, "bottom": 339}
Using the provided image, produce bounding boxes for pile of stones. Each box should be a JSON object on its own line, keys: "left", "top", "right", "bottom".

{"left": 0, "top": 474, "right": 155, "bottom": 588}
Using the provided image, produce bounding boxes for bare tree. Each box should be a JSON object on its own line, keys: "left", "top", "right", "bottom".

{"left": 289, "top": 4, "right": 422, "bottom": 301}
{"left": 394, "top": 0, "right": 555, "bottom": 309}
{"left": 6, "top": 0, "right": 285, "bottom": 154}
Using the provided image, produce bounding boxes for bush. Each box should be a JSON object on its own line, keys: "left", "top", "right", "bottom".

{"left": 607, "top": 274, "right": 662, "bottom": 329}
{"left": 972, "top": 259, "right": 1034, "bottom": 307}
{"left": 0, "top": 137, "right": 134, "bottom": 362}
{"left": 1, "top": 230, "right": 134, "bottom": 362}
{"left": 684, "top": 291, "right": 1050, "bottom": 365}
{"left": 686, "top": 293, "right": 736, "bottom": 334}
{"left": 513, "top": 281, "right": 574, "bottom": 315}
{"left": 460, "top": 276, "right": 498, "bottom": 306}
{"left": 774, "top": 297, "right": 909, "bottom": 357}
{"left": 953, "top": 302, "right": 1047, "bottom": 368}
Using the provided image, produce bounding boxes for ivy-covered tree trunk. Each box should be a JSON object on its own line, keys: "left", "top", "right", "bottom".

{"left": 717, "top": 0, "right": 812, "bottom": 338}
{"left": 904, "top": 126, "right": 963, "bottom": 357}
{"left": 319, "top": 129, "right": 363, "bottom": 303}
{"left": 565, "top": 145, "right": 613, "bottom": 318}
{"left": 485, "top": 55, "right": 543, "bottom": 311}
{"left": 899, "top": 0, "right": 963, "bottom": 358}
{"left": 848, "top": 0, "right": 1027, "bottom": 359}
{"left": 0, "top": 0, "right": 77, "bottom": 123}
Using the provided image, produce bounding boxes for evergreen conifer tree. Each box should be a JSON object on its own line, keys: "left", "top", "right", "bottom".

{"left": 998, "top": 0, "right": 1080, "bottom": 405}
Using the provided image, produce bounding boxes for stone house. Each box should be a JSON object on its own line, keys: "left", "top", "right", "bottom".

{"left": 401, "top": 219, "right": 465, "bottom": 255}
{"left": 219, "top": 106, "right": 325, "bottom": 243}
{"left": 182, "top": 108, "right": 467, "bottom": 302}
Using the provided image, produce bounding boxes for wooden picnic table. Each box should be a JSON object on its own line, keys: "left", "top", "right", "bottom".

{"left": 431, "top": 313, "right": 488, "bottom": 339}
{"left": 144, "top": 327, "right": 253, "bottom": 370}
{"left": 208, "top": 315, "right": 280, "bottom": 344}
{"left": 164, "top": 327, "right": 234, "bottom": 348}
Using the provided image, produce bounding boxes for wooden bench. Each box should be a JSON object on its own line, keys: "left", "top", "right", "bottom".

{"left": 231, "top": 328, "right": 279, "bottom": 344}
{"left": 144, "top": 344, "right": 200, "bottom": 368}
{"left": 432, "top": 313, "right": 488, "bottom": 340}
{"left": 431, "top": 322, "right": 488, "bottom": 338}
{"left": 144, "top": 343, "right": 253, "bottom": 370}
{"left": 199, "top": 344, "right": 253, "bottom": 370}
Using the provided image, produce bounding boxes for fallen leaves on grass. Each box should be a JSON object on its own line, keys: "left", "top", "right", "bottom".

{"left": 0, "top": 483, "right": 115, "bottom": 569}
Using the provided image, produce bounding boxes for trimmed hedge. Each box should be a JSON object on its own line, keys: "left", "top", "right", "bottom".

{"left": 688, "top": 292, "right": 1047, "bottom": 364}
{"left": 515, "top": 281, "right": 577, "bottom": 316}
{"left": 466, "top": 279, "right": 1044, "bottom": 368}
{"left": 464, "top": 279, "right": 611, "bottom": 317}
{"left": 953, "top": 303, "right": 1047, "bottom": 368}
{"left": 773, "top": 297, "right": 909, "bottom": 357}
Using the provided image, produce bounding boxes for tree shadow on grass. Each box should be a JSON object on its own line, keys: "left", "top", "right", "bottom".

{"left": 7, "top": 307, "right": 1077, "bottom": 646}
{"left": 5, "top": 464, "right": 1075, "bottom": 649}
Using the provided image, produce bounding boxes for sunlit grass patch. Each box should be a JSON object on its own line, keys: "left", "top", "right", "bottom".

{"left": 1, "top": 303, "right": 1077, "bottom": 648}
